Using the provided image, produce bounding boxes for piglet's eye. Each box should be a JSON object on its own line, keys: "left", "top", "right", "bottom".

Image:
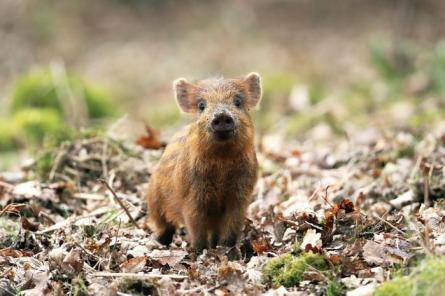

{"left": 197, "top": 100, "right": 206, "bottom": 112}
{"left": 233, "top": 95, "right": 242, "bottom": 108}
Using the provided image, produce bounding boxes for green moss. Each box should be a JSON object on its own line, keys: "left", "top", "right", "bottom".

{"left": 34, "top": 150, "right": 55, "bottom": 179}
{"left": 262, "top": 254, "right": 293, "bottom": 285}
{"left": 262, "top": 252, "right": 329, "bottom": 288}
{"left": 10, "top": 69, "right": 116, "bottom": 120}
{"left": 0, "top": 217, "right": 20, "bottom": 248}
{"left": 0, "top": 118, "right": 21, "bottom": 151}
{"left": 13, "top": 108, "right": 64, "bottom": 145}
{"left": 71, "top": 275, "right": 88, "bottom": 296}
{"left": 369, "top": 41, "right": 415, "bottom": 85}
{"left": 326, "top": 280, "right": 347, "bottom": 296}
{"left": 375, "top": 256, "right": 445, "bottom": 296}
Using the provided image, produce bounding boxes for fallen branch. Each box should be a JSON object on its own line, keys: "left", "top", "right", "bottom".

{"left": 99, "top": 179, "right": 141, "bottom": 229}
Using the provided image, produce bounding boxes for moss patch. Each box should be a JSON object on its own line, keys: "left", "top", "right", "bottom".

{"left": 10, "top": 69, "right": 116, "bottom": 119}
{"left": 0, "top": 217, "right": 20, "bottom": 248}
{"left": 374, "top": 256, "right": 445, "bottom": 296}
{"left": 262, "top": 252, "right": 329, "bottom": 288}
{"left": 326, "top": 280, "right": 347, "bottom": 296}
{"left": 0, "top": 118, "right": 21, "bottom": 151}
{"left": 13, "top": 108, "right": 64, "bottom": 145}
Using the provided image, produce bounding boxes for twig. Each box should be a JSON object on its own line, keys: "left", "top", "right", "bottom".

{"left": 90, "top": 272, "right": 187, "bottom": 280}
{"left": 38, "top": 211, "right": 56, "bottom": 225}
{"left": 423, "top": 166, "right": 430, "bottom": 208}
{"left": 49, "top": 143, "right": 67, "bottom": 181}
{"left": 99, "top": 179, "right": 141, "bottom": 229}
{"left": 0, "top": 203, "right": 26, "bottom": 218}
{"left": 371, "top": 213, "right": 406, "bottom": 236}
{"left": 37, "top": 206, "right": 114, "bottom": 234}
{"left": 73, "top": 193, "right": 106, "bottom": 201}
{"left": 304, "top": 221, "right": 324, "bottom": 231}
{"left": 207, "top": 281, "right": 228, "bottom": 293}
{"left": 101, "top": 140, "right": 109, "bottom": 180}
{"left": 321, "top": 185, "right": 335, "bottom": 208}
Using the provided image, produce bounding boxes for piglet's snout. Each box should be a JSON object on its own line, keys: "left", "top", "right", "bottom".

{"left": 211, "top": 113, "right": 235, "bottom": 132}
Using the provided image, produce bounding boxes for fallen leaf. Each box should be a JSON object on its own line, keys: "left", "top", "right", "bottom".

{"left": 63, "top": 249, "right": 83, "bottom": 272}
{"left": 135, "top": 124, "right": 164, "bottom": 149}
{"left": 301, "top": 229, "right": 322, "bottom": 251}
{"left": 362, "top": 240, "right": 411, "bottom": 265}
{"left": 21, "top": 217, "right": 40, "bottom": 232}
{"left": 150, "top": 249, "right": 187, "bottom": 266}
{"left": 251, "top": 238, "right": 270, "bottom": 254}
{"left": 120, "top": 256, "right": 147, "bottom": 273}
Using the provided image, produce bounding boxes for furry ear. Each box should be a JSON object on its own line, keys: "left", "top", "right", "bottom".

{"left": 173, "top": 78, "right": 196, "bottom": 113}
{"left": 243, "top": 72, "right": 262, "bottom": 109}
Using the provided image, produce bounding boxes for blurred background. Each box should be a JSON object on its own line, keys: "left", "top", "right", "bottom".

{"left": 1, "top": 0, "right": 445, "bottom": 168}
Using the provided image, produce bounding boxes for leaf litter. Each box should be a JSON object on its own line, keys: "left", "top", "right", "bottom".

{"left": 0, "top": 122, "right": 445, "bottom": 295}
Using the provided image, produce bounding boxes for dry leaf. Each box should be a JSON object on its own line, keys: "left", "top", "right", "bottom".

{"left": 150, "top": 249, "right": 187, "bottom": 266}
{"left": 21, "top": 217, "right": 40, "bottom": 232}
{"left": 362, "top": 240, "right": 411, "bottom": 265}
{"left": 120, "top": 256, "right": 147, "bottom": 273}
{"left": 301, "top": 229, "right": 322, "bottom": 251}
{"left": 251, "top": 238, "right": 270, "bottom": 254}
{"left": 135, "top": 124, "right": 163, "bottom": 149}
{"left": 63, "top": 249, "right": 83, "bottom": 272}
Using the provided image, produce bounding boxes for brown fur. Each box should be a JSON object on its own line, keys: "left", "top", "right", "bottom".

{"left": 146, "top": 73, "right": 261, "bottom": 251}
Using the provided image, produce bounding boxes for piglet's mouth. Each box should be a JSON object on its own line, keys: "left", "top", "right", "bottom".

{"left": 213, "top": 130, "right": 235, "bottom": 141}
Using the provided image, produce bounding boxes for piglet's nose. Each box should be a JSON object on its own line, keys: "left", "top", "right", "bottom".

{"left": 211, "top": 114, "right": 234, "bottom": 132}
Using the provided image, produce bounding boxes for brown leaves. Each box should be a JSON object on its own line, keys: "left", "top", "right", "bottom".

{"left": 135, "top": 124, "right": 164, "bottom": 149}
{"left": 21, "top": 217, "right": 40, "bottom": 232}
{"left": 0, "top": 247, "right": 33, "bottom": 257}
{"left": 63, "top": 249, "right": 84, "bottom": 272}
{"left": 120, "top": 256, "right": 147, "bottom": 273}
{"left": 150, "top": 249, "right": 187, "bottom": 266}
{"left": 362, "top": 234, "right": 412, "bottom": 265}
{"left": 321, "top": 198, "right": 359, "bottom": 244}
{"left": 250, "top": 238, "right": 270, "bottom": 255}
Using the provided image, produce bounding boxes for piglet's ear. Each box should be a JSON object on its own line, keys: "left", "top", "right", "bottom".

{"left": 173, "top": 78, "right": 196, "bottom": 113}
{"left": 243, "top": 72, "right": 262, "bottom": 109}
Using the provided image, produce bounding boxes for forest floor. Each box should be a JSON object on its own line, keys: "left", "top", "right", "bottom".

{"left": 1, "top": 121, "right": 445, "bottom": 296}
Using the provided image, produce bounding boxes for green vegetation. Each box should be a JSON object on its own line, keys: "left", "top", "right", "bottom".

{"left": 430, "top": 40, "right": 445, "bottom": 93}
{"left": 13, "top": 108, "right": 64, "bottom": 144}
{"left": 326, "top": 280, "right": 347, "bottom": 296}
{"left": 0, "top": 118, "right": 21, "bottom": 151}
{"left": 374, "top": 256, "right": 445, "bottom": 296}
{"left": 369, "top": 40, "right": 415, "bottom": 90}
{"left": 10, "top": 69, "right": 115, "bottom": 119}
{"left": 71, "top": 275, "right": 88, "bottom": 296}
{"left": 0, "top": 68, "right": 116, "bottom": 152}
{"left": 262, "top": 252, "right": 329, "bottom": 288}
{"left": 0, "top": 217, "right": 20, "bottom": 248}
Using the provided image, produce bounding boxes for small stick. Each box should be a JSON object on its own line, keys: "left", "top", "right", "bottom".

{"left": 99, "top": 179, "right": 141, "bottom": 229}
{"left": 90, "top": 272, "right": 187, "bottom": 280}
{"left": 371, "top": 213, "right": 406, "bottom": 236}
{"left": 37, "top": 206, "right": 113, "bottom": 234}
{"left": 49, "top": 144, "right": 67, "bottom": 181}
{"left": 423, "top": 166, "right": 430, "bottom": 208}
{"left": 0, "top": 203, "right": 26, "bottom": 218}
